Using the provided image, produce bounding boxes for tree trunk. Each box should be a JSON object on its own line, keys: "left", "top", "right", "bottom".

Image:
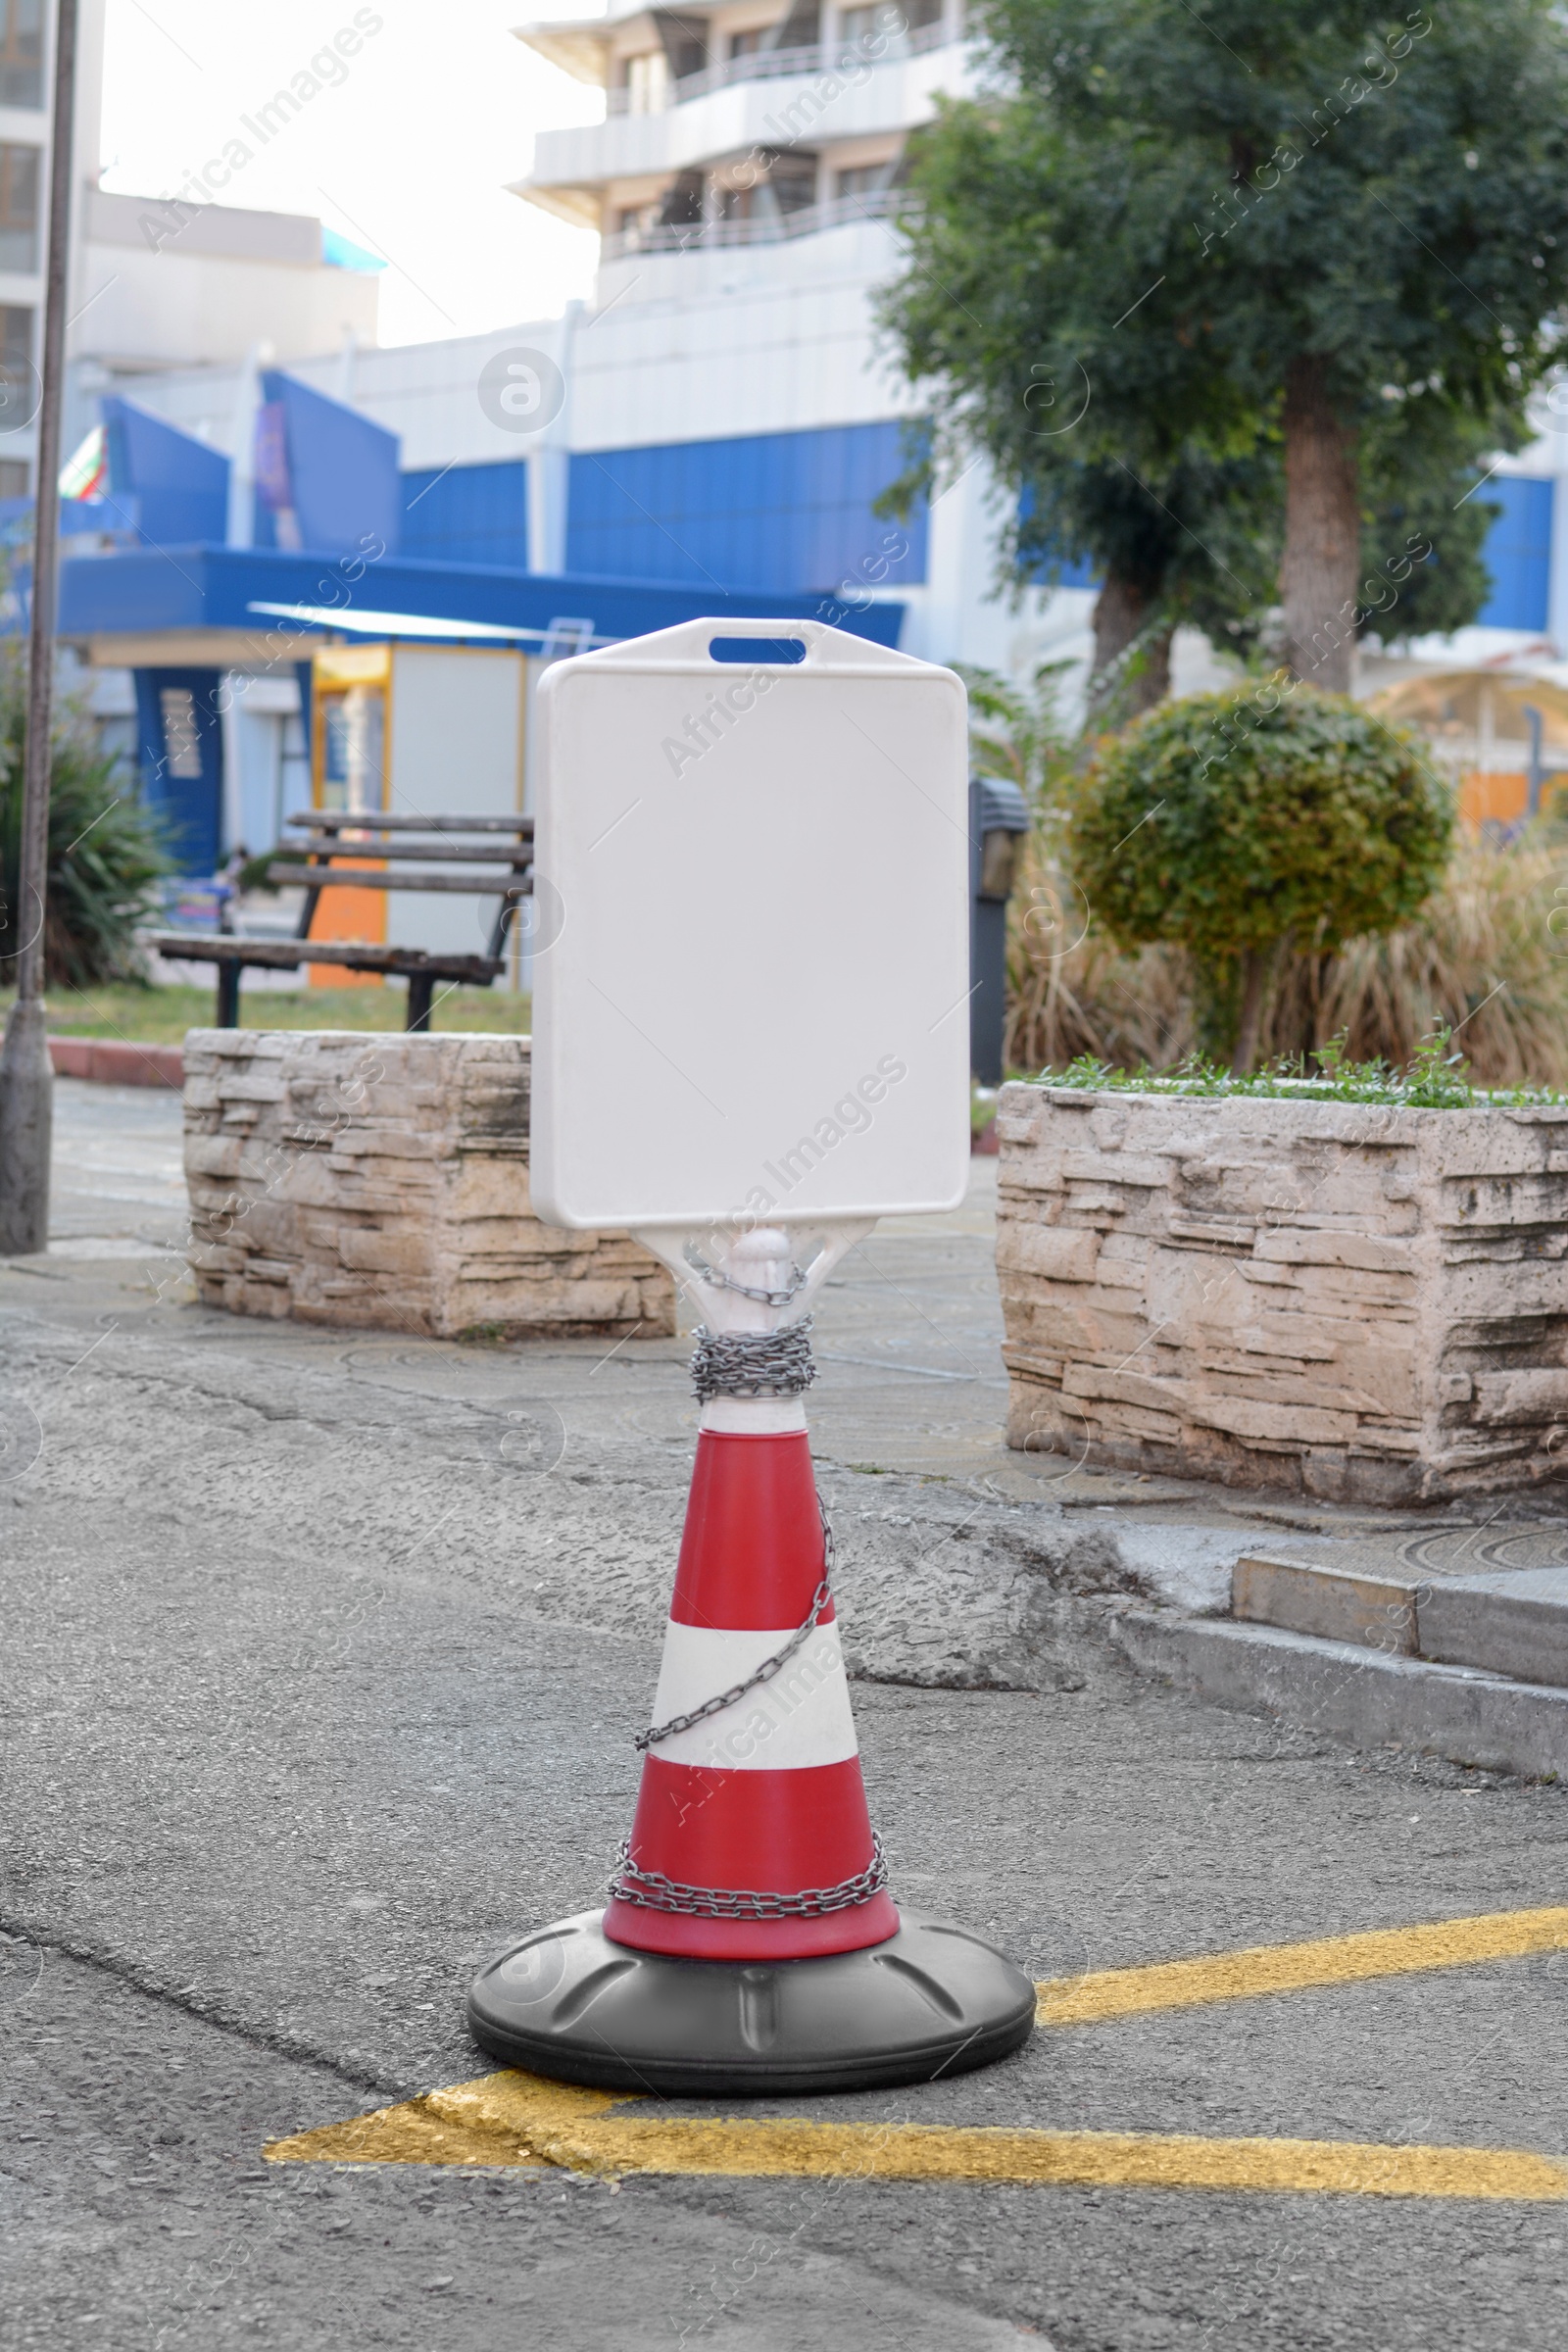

{"left": 1232, "top": 939, "right": 1287, "bottom": 1074}
{"left": 1233, "top": 950, "right": 1266, "bottom": 1074}
{"left": 1281, "top": 356, "right": 1360, "bottom": 694}
{"left": 1090, "top": 570, "right": 1173, "bottom": 722}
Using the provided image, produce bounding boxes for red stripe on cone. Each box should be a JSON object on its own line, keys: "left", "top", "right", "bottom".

{"left": 606, "top": 1758, "right": 898, "bottom": 1960}
{"left": 671, "top": 1432, "right": 829, "bottom": 1629}
{"left": 604, "top": 1429, "right": 897, "bottom": 1962}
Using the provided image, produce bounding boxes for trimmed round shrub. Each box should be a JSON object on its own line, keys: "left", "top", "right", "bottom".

{"left": 1069, "top": 681, "right": 1452, "bottom": 1066}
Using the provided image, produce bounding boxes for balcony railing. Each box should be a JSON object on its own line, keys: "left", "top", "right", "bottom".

{"left": 603, "top": 188, "right": 899, "bottom": 259}
{"left": 605, "top": 20, "right": 952, "bottom": 114}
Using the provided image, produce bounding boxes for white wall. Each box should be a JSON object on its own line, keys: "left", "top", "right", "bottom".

{"left": 573, "top": 220, "right": 917, "bottom": 449}
{"left": 73, "top": 237, "right": 379, "bottom": 371}
{"left": 384, "top": 646, "right": 526, "bottom": 960}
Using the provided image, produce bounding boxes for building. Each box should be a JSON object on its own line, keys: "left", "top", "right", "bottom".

{"left": 42, "top": 0, "right": 1568, "bottom": 879}
{"left": 509, "top": 0, "right": 1061, "bottom": 674}
{"left": 0, "top": 0, "right": 107, "bottom": 498}
{"left": 0, "top": 1, "right": 379, "bottom": 498}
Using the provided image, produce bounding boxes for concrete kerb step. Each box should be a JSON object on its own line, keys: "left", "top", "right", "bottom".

{"left": 48, "top": 1036, "right": 183, "bottom": 1089}
{"left": 1234, "top": 1544, "right": 1568, "bottom": 1690}
{"left": 1113, "top": 1609, "right": 1568, "bottom": 1783}
{"left": 1108, "top": 1520, "right": 1568, "bottom": 1784}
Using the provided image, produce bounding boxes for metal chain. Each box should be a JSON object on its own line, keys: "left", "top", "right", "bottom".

{"left": 635, "top": 1499, "right": 837, "bottom": 1753}
{"left": 610, "top": 1833, "right": 888, "bottom": 1921}
{"left": 688, "top": 1254, "right": 809, "bottom": 1307}
{"left": 689, "top": 1316, "right": 816, "bottom": 1403}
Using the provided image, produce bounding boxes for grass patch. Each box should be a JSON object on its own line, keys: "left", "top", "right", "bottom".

{"left": 1038, "top": 1031, "right": 1567, "bottom": 1110}
{"left": 10, "top": 980, "right": 532, "bottom": 1046}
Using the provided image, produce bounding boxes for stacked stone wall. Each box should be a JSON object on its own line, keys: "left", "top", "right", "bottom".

{"left": 182, "top": 1030, "right": 674, "bottom": 1340}
{"left": 998, "top": 1083, "right": 1568, "bottom": 1503}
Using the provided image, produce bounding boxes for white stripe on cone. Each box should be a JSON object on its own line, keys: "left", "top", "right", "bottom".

{"left": 645, "top": 1619, "right": 859, "bottom": 1772}
{"left": 699, "top": 1397, "right": 807, "bottom": 1433}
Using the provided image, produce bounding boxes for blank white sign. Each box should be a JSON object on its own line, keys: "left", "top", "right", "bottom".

{"left": 529, "top": 617, "right": 971, "bottom": 1230}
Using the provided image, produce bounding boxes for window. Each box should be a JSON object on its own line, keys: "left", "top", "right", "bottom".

{"left": 624, "top": 49, "right": 668, "bottom": 112}
{"left": 657, "top": 13, "right": 710, "bottom": 79}
{"left": 0, "top": 145, "right": 39, "bottom": 271}
{"left": 658, "top": 170, "right": 706, "bottom": 228}
{"left": 321, "top": 685, "right": 385, "bottom": 814}
{"left": 728, "top": 26, "right": 765, "bottom": 56}
{"left": 279, "top": 710, "right": 310, "bottom": 826}
{"left": 160, "top": 688, "right": 204, "bottom": 782}
{"left": 0, "top": 306, "right": 30, "bottom": 370}
{"left": 839, "top": 0, "right": 937, "bottom": 47}
{"left": 0, "top": 0, "right": 41, "bottom": 110}
{"left": 0, "top": 457, "right": 25, "bottom": 498}
{"left": 835, "top": 162, "right": 894, "bottom": 199}
{"left": 97, "top": 714, "right": 138, "bottom": 778}
{"left": 767, "top": 151, "right": 818, "bottom": 213}
{"left": 774, "top": 3, "right": 820, "bottom": 44}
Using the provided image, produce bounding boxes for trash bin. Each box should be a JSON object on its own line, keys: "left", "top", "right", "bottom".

{"left": 968, "top": 773, "right": 1031, "bottom": 1086}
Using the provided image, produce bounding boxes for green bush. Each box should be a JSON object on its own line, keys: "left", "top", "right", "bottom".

{"left": 1069, "top": 682, "right": 1453, "bottom": 1067}
{"left": 0, "top": 650, "right": 169, "bottom": 990}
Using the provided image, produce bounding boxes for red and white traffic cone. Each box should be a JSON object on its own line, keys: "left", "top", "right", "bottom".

{"left": 604, "top": 1418, "right": 900, "bottom": 1962}
{"left": 467, "top": 1226, "right": 1035, "bottom": 2095}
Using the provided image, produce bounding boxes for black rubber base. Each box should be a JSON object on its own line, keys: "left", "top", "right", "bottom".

{"left": 466, "top": 1908, "right": 1036, "bottom": 2095}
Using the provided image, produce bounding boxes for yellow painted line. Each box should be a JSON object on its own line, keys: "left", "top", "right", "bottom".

{"left": 266, "top": 1905, "right": 1568, "bottom": 2193}
{"left": 265, "top": 2069, "right": 1568, "bottom": 2200}
{"left": 1035, "top": 1904, "right": 1568, "bottom": 2028}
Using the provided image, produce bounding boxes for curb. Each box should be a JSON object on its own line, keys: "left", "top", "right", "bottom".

{"left": 1113, "top": 1607, "right": 1568, "bottom": 1783}
{"left": 49, "top": 1037, "right": 184, "bottom": 1090}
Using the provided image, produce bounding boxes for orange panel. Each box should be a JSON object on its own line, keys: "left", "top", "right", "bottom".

{"left": 306, "top": 856, "right": 387, "bottom": 990}
{"left": 1458, "top": 770, "right": 1530, "bottom": 828}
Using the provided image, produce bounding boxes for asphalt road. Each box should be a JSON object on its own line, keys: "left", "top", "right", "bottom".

{"left": 5, "top": 1082, "right": 1568, "bottom": 2351}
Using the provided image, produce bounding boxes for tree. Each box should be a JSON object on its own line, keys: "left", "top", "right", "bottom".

{"left": 0, "top": 648, "right": 168, "bottom": 990}
{"left": 879, "top": 0, "right": 1568, "bottom": 691}
{"left": 1009, "top": 451, "right": 1279, "bottom": 716}
{"left": 1069, "top": 683, "right": 1451, "bottom": 1068}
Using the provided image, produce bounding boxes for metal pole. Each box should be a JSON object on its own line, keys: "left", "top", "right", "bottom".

{"left": 0, "top": 0, "right": 78, "bottom": 1254}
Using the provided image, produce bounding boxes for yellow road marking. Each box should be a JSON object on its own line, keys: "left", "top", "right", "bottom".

{"left": 1036, "top": 1904, "right": 1568, "bottom": 2028}
{"left": 265, "top": 2069, "right": 1568, "bottom": 2199}
{"left": 265, "top": 1904, "right": 1568, "bottom": 2194}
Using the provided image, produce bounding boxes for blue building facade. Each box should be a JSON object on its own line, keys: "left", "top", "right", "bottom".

{"left": 1475, "top": 475, "right": 1555, "bottom": 633}
{"left": 566, "top": 423, "right": 927, "bottom": 593}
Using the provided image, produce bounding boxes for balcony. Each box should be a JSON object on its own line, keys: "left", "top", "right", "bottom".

{"left": 521, "top": 34, "right": 971, "bottom": 200}
{"left": 604, "top": 18, "right": 951, "bottom": 113}
{"left": 603, "top": 187, "right": 898, "bottom": 258}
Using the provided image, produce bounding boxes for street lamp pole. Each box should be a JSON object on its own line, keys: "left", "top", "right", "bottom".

{"left": 0, "top": 0, "right": 79, "bottom": 1254}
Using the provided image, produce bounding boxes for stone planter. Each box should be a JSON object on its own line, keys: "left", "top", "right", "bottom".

{"left": 182, "top": 1030, "right": 675, "bottom": 1340}
{"left": 996, "top": 1080, "right": 1568, "bottom": 1505}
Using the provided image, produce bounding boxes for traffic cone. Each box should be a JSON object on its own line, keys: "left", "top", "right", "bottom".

{"left": 467, "top": 1227, "right": 1036, "bottom": 2096}
{"left": 603, "top": 1425, "right": 900, "bottom": 1962}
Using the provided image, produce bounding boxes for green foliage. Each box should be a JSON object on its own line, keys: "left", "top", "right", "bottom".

{"left": 1041, "top": 1027, "right": 1551, "bottom": 1109}
{"left": 1069, "top": 682, "right": 1452, "bottom": 1057}
{"left": 1358, "top": 409, "right": 1505, "bottom": 643}
{"left": 0, "top": 651, "right": 170, "bottom": 990}
{"left": 969, "top": 0, "right": 1568, "bottom": 418}
{"left": 1007, "top": 829, "right": 1568, "bottom": 1089}
{"left": 877, "top": 0, "right": 1567, "bottom": 657}
{"left": 958, "top": 659, "right": 1076, "bottom": 812}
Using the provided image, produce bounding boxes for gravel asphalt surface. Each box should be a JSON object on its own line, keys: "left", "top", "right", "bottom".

{"left": 5, "top": 1080, "right": 1568, "bottom": 2351}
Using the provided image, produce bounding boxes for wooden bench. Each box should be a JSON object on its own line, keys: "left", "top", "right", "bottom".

{"left": 147, "top": 810, "right": 535, "bottom": 1032}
